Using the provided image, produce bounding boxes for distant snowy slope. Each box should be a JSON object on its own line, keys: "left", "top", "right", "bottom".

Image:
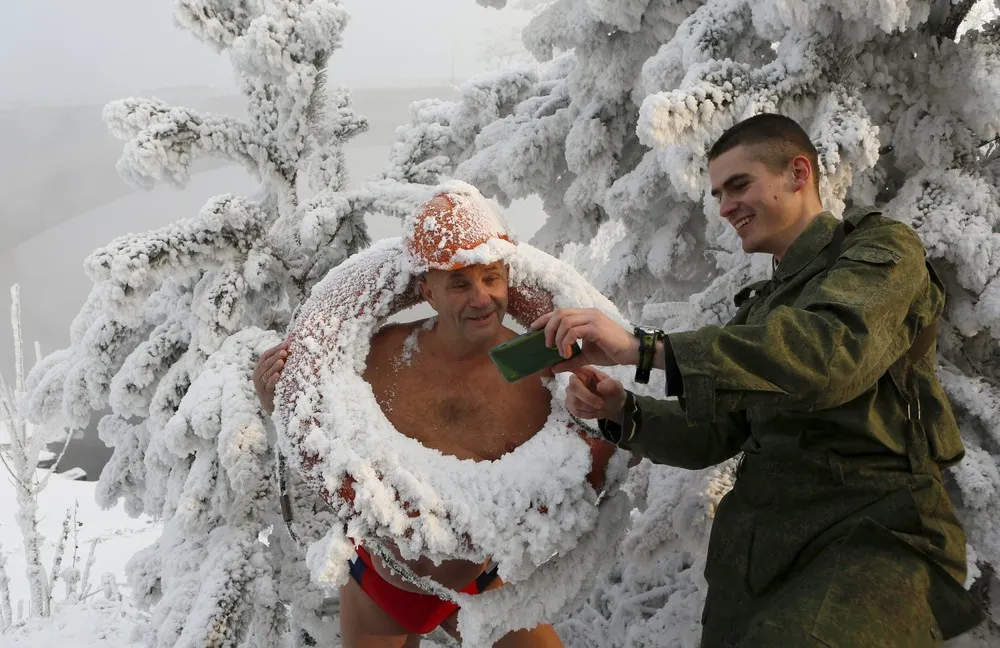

{"left": 0, "top": 90, "right": 244, "bottom": 250}
{"left": 0, "top": 166, "right": 258, "bottom": 364}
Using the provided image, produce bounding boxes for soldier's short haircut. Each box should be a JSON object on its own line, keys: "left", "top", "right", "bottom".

{"left": 708, "top": 113, "right": 821, "bottom": 191}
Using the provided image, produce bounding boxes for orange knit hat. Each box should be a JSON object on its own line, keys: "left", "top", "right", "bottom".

{"left": 404, "top": 185, "right": 515, "bottom": 271}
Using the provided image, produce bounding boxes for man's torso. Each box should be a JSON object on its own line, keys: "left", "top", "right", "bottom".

{"left": 728, "top": 211, "right": 963, "bottom": 464}
{"left": 358, "top": 318, "right": 551, "bottom": 592}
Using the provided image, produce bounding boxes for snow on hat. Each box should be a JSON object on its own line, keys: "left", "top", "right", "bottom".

{"left": 404, "top": 181, "right": 517, "bottom": 272}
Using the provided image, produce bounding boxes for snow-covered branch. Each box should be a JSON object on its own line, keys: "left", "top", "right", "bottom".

{"left": 104, "top": 99, "right": 278, "bottom": 191}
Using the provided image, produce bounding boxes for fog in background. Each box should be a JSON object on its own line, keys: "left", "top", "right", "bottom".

{"left": 1, "top": 0, "right": 533, "bottom": 106}
{"left": 0, "top": 0, "right": 543, "bottom": 479}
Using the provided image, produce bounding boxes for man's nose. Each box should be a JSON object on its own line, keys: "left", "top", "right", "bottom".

{"left": 468, "top": 281, "right": 492, "bottom": 306}
{"left": 720, "top": 196, "right": 739, "bottom": 219}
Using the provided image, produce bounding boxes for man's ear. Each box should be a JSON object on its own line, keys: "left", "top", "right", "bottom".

{"left": 789, "top": 155, "right": 812, "bottom": 192}
{"left": 418, "top": 275, "right": 434, "bottom": 305}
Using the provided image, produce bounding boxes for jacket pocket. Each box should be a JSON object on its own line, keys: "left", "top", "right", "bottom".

{"left": 809, "top": 517, "right": 947, "bottom": 647}
{"left": 746, "top": 483, "right": 922, "bottom": 595}
{"left": 826, "top": 243, "right": 901, "bottom": 306}
{"left": 703, "top": 489, "right": 755, "bottom": 589}
{"left": 839, "top": 245, "right": 900, "bottom": 266}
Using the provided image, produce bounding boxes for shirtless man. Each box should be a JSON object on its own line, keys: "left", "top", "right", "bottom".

{"left": 253, "top": 190, "right": 573, "bottom": 647}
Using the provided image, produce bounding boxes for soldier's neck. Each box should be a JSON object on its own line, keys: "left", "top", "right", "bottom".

{"left": 771, "top": 204, "right": 825, "bottom": 264}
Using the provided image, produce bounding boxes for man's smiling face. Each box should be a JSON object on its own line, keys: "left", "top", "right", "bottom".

{"left": 420, "top": 261, "right": 509, "bottom": 343}
{"left": 709, "top": 144, "right": 802, "bottom": 257}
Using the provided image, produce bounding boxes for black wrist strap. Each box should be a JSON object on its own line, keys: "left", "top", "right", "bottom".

{"left": 633, "top": 326, "right": 663, "bottom": 384}
{"left": 598, "top": 391, "right": 640, "bottom": 446}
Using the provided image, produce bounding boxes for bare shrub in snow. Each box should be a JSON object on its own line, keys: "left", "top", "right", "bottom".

{"left": 0, "top": 286, "right": 88, "bottom": 630}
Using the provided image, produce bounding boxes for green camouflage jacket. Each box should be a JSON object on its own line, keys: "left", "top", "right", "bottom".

{"left": 601, "top": 208, "right": 984, "bottom": 642}
{"left": 610, "top": 209, "right": 965, "bottom": 473}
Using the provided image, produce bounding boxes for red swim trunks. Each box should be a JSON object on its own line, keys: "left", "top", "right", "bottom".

{"left": 348, "top": 545, "right": 499, "bottom": 635}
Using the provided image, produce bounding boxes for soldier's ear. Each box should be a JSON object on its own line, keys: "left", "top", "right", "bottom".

{"left": 789, "top": 155, "right": 812, "bottom": 192}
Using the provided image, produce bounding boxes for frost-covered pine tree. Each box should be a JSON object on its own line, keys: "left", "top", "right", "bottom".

{"left": 384, "top": 0, "right": 1000, "bottom": 644}
{"left": 20, "top": 1, "right": 448, "bottom": 646}
{"left": 22, "top": 0, "right": 1000, "bottom": 645}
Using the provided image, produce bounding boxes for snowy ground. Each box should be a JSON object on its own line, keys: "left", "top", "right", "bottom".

{"left": 0, "top": 467, "right": 159, "bottom": 646}
{"left": 0, "top": 461, "right": 465, "bottom": 648}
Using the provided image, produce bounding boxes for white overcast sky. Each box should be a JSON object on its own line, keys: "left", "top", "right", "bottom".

{"left": 1, "top": 0, "right": 531, "bottom": 106}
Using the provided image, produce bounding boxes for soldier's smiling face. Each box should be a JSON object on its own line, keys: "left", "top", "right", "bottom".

{"left": 708, "top": 144, "right": 812, "bottom": 259}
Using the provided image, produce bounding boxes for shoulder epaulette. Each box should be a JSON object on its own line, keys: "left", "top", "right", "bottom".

{"left": 842, "top": 205, "right": 883, "bottom": 230}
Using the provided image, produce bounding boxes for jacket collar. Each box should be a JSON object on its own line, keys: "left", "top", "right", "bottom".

{"left": 772, "top": 212, "right": 838, "bottom": 281}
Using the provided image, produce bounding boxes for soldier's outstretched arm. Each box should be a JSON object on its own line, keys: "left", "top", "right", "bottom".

{"left": 566, "top": 366, "right": 749, "bottom": 469}
{"left": 598, "top": 391, "right": 750, "bottom": 470}
{"left": 663, "top": 219, "right": 935, "bottom": 424}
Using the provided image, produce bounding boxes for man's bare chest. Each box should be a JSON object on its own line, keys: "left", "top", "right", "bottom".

{"left": 366, "top": 360, "right": 550, "bottom": 462}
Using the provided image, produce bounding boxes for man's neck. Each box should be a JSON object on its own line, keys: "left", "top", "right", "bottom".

{"left": 425, "top": 322, "right": 497, "bottom": 363}
{"left": 771, "top": 203, "right": 825, "bottom": 263}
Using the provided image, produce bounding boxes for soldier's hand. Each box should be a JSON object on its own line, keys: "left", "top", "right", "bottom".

{"left": 566, "top": 366, "right": 627, "bottom": 421}
{"left": 532, "top": 308, "right": 637, "bottom": 373}
{"left": 253, "top": 341, "right": 289, "bottom": 414}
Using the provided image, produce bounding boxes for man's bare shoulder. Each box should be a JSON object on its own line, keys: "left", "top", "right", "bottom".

{"left": 367, "top": 320, "right": 430, "bottom": 370}
{"left": 372, "top": 320, "right": 420, "bottom": 345}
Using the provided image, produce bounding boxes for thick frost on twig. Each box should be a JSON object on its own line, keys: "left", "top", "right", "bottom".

{"left": 1, "top": 286, "right": 80, "bottom": 621}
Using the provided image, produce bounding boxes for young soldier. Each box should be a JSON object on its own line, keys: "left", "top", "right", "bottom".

{"left": 535, "top": 114, "right": 985, "bottom": 646}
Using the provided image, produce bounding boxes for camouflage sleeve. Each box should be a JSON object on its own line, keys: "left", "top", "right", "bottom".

{"left": 667, "top": 219, "right": 934, "bottom": 424}
{"left": 598, "top": 392, "right": 750, "bottom": 469}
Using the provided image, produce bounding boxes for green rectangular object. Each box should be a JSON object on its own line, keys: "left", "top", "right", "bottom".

{"left": 488, "top": 329, "right": 581, "bottom": 383}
